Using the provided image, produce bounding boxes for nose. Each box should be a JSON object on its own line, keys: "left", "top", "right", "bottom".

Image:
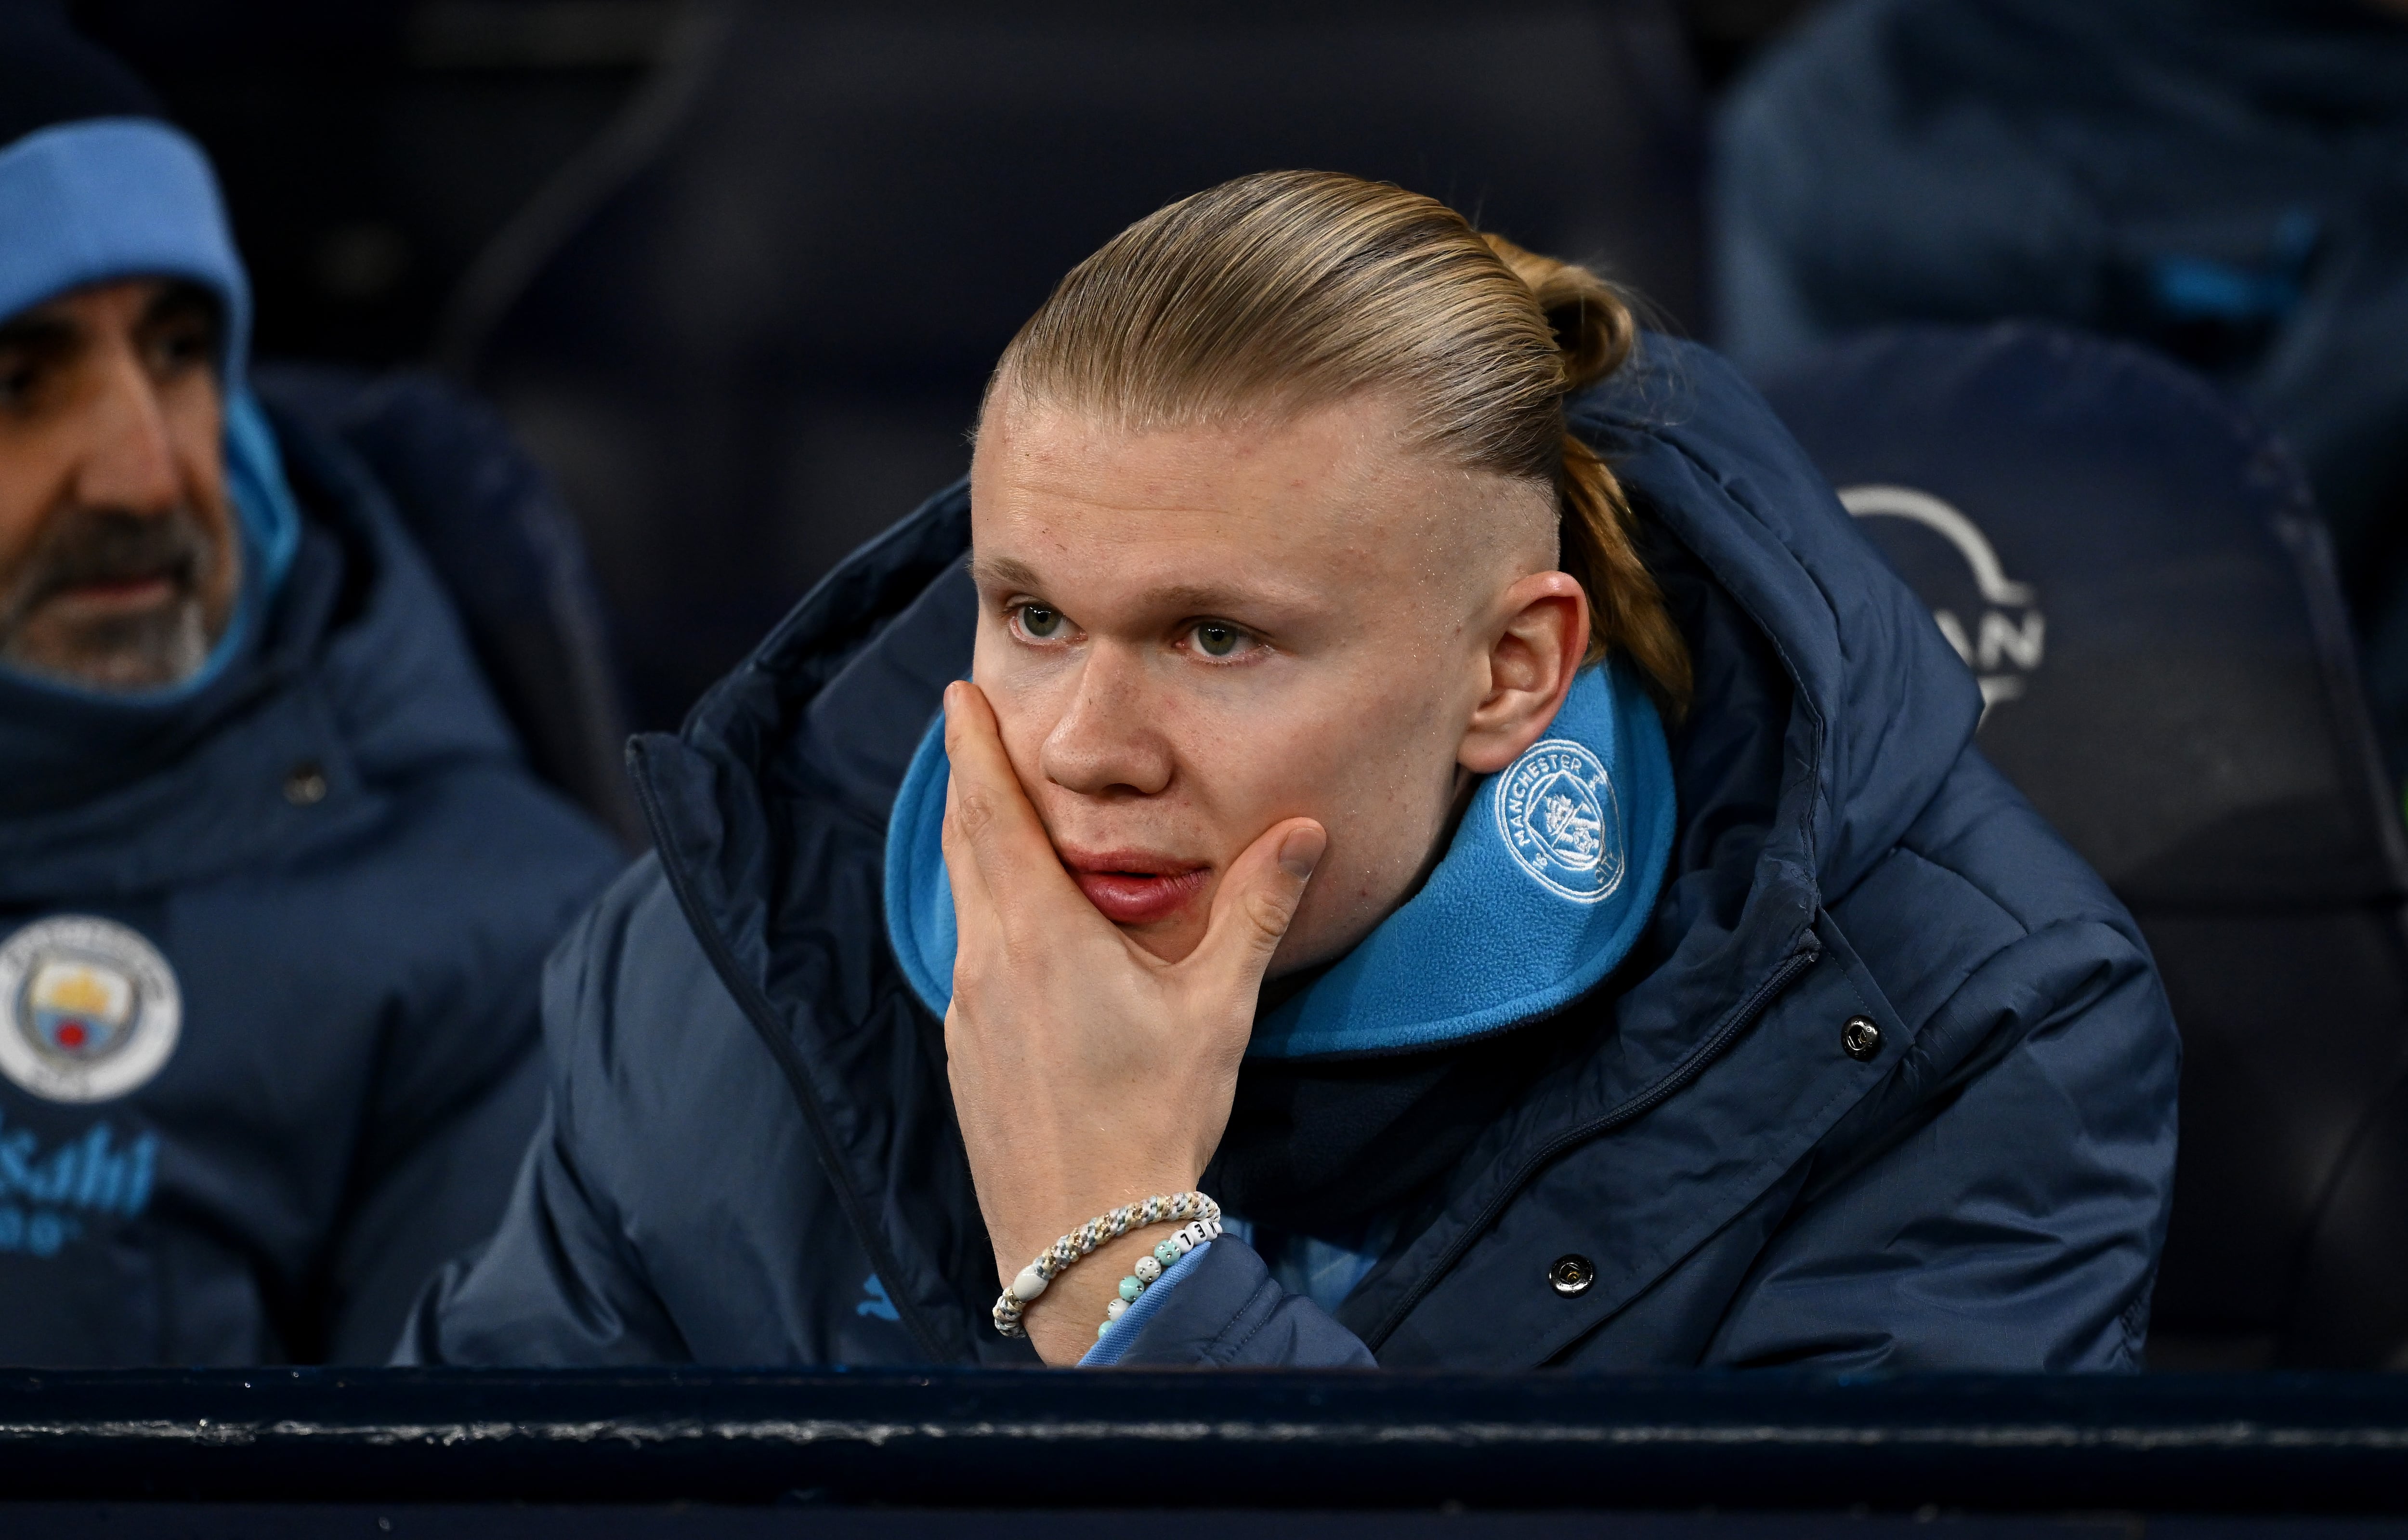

{"left": 68, "top": 346, "right": 184, "bottom": 517}
{"left": 1038, "top": 643, "right": 1176, "bottom": 798}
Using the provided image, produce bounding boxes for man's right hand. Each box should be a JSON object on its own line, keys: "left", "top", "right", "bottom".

{"left": 937, "top": 678, "right": 1324, "bottom": 1364}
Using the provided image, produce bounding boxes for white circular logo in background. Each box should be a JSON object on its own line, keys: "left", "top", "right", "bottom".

{"left": 0, "top": 917, "right": 181, "bottom": 1104}
{"left": 1495, "top": 738, "right": 1626, "bottom": 905}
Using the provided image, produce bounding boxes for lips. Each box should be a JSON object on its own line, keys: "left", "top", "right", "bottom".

{"left": 50, "top": 572, "right": 179, "bottom": 615}
{"left": 1060, "top": 850, "right": 1210, "bottom": 926}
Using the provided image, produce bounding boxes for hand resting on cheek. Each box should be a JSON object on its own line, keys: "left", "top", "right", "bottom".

{"left": 939, "top": 678, "right": 1326, "bottom": 1365}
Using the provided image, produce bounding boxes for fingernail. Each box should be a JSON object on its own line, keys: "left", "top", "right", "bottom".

{"left": 1279, "top": 825, "right": 1326, "bottom": 881}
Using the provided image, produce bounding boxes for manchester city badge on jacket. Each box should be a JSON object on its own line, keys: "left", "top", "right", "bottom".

{"left": 0, "top": 916, "right": 182, "bottom": 1106}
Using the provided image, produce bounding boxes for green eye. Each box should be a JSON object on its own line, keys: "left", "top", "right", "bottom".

{"left": 1195, "top": 622, "right": 1242, "bottom": 658}
{"left": 1019, "top": 605, "right": 1063, "bottom": 639}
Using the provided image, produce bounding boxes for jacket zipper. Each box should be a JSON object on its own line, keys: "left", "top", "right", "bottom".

{"left": 628, "top": 742, "right": 954, "bottom": 1365}
{"left": 1361, "top": 936, "right": 1823, "bottom": 1353}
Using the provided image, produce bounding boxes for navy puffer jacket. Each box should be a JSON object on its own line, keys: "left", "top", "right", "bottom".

{"left": 403, "top": 339, "right": 2179, "bottom": 1370}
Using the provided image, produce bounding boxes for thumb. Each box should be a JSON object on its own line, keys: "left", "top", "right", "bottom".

{"left": 1190, "top": 817, "right": 1327, "bottom": 990}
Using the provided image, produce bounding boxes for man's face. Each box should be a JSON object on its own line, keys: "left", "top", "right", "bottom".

{"left": 0, "top": 278, "right": 238, "bottom": 691}
{"left": 968, "top": 391, "right": 1565, "bottom": 974}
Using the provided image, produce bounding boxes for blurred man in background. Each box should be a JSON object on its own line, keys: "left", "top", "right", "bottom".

{"left": 1712, "top": 0, "right": 2408, "bottom": 772}
{"left": 0, "top": 4, "right": 623, "bottom": 1363}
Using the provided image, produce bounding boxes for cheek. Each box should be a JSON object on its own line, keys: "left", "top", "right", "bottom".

{"left": 165, "top": 382, "right": 227, "bottom": 506}
{"left": 170, "top": 399, "right": 239, "bottom": 586}
{"left": 0, "top": 429, "right": 76, "bottom": 575}
{"left": 1275, "top": 680, "right": 1467, "bottom": 919}
{"left": 1315, "top": 673, "right": 1462, "bottom": 799}
{"left": 969, "top": 623, "right": 1062, "bottom": 786}
{"left": 1159, "top": 708, "right": 1298, "bottom": 839}
{"left": 0, "top": 484, "right": 51, "bottom": 581}
{"left": 1191, "top": 684, "right": 1430, "bottom": 854}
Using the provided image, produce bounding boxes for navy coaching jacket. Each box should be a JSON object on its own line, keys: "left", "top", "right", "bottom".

{"left": 404, "top": 339, "right": 2180, "bottom": 1371}
{"left": 0, "top": 393, "right": 625, "bottom": 1365}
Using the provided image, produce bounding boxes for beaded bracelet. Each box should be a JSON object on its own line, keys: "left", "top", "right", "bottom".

{"left": 991, "top": 1191, "right": 1220, "bottom": 1339}
{"left": 1098, "top": 1217, "right": 1222, "bottom": 1339}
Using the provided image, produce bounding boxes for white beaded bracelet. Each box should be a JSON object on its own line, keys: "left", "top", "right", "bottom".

{"left": 991, "top": 1192, "right": 1220, "bottom": 1339}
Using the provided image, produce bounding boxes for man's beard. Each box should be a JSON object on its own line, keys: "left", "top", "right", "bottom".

{"left": 0, "top": 505, "right": 239, "bottom": 692}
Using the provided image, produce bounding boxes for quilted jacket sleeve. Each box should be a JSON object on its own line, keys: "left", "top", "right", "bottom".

{"left": 1085, "top": 1237, "right": 1377, "bottom": 1368}
{"left": 392, "top": 881, "right": 693, "bottom": 1365}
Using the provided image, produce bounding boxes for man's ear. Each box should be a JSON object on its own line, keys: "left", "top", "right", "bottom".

{"left": 1458, "top": 571, "right": 1589, "bottom": 775}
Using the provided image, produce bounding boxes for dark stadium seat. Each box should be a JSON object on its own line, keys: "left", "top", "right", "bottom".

{"left": 256, "top": 365, "right": 644, "bottom": 849}
{"left": 441, "top": 0, "right": 1707, "bottom": 728}
{"left": 1756, "top": 324, "right": 2408, "bottom": 1369}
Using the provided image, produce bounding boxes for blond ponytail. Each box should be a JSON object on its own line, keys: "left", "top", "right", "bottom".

{"left": 1479, "top": 232, "right": 1636, "bottom": 393}
{"left": 1481, "top": 234, "right": 1690, "bottom": 714}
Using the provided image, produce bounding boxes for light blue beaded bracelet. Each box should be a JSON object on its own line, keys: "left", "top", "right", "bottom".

{"left": 1098, "top": 1216, "right": 1223, "bottom": 1339}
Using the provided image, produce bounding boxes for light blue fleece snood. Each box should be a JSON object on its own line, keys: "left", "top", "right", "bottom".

{"left": 884, "top": 659, "right": 1677, "bottom": 1058}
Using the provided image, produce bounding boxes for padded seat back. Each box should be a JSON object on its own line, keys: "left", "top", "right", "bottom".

{"left": 1757, "top": 324, "right": 2408, "bottom": 1368}
{"left": 258, "top": 365, "right": 643, "bottom": 849}
{"left": 449, "top": 0, "right": 1704, "bottom": 727}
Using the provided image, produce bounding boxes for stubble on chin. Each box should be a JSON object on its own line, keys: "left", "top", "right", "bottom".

{"left": 0, "top": 505, "right": 239, "bottom": 692}
{"left": 4, "top": 597, "right": 217, "bottom": 689}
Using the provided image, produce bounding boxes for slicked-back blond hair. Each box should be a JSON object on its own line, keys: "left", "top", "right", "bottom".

{"left": 985, "top": 169, "right": 1691, "bottom": 714}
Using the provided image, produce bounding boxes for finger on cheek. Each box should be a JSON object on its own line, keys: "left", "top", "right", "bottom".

{"left": 1276, "top": 820, "right": 1327, "bottom": 884}
{"left": 945, "top": 681, "right": 1015, "bottom": 796}
{"left": 942, "top": 776, "right": 994, "bottom": 904}
{"left": 1194, "top": 816, "right": 1326, "bottom": 982}
{"left": 942, "top": 682, "right": 984, "bottom": 776}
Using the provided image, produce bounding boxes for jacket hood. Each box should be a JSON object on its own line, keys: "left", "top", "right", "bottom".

{"left": 1597, "top": 343, "right": 1981, "bottom": 920}
{"left": 0, "top": 399, "right": 520, "bottom": 901}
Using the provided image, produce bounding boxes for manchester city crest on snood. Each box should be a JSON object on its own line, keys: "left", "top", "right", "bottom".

{"left": 1495, "top": 737, "right": 1626, "bottom": 904}
{"left": 0, "top": 918, "right": 181, "bottom": 1104}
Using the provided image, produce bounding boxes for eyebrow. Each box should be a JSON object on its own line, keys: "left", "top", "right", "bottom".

{"left": 967, "top": 553, "right": 1306, "bottom": 618}
{"left": 0, "top": 312, "right": 78, "bottom": 359}
{"left": 967, "top": 554, "right": 1047, "bottom": 594}
{"left": 141, "top": 281, "right": 222, "bottom": 338}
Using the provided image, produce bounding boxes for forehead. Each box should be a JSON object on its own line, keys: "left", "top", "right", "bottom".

{"left": 968, "top": 394, "right": 1454, "bottom": 586}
